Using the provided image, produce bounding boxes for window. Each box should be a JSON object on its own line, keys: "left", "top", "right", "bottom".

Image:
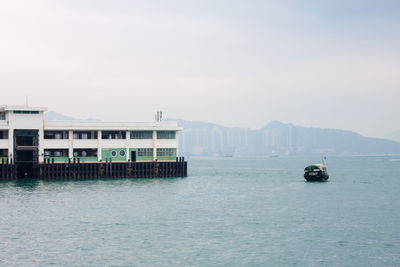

{"left": 0, "top": 149, "right": 8, "bottom": 157}
{"left": 0, "top": 130, "right": 8, "bottom": 139}
{"left": 157, "top": 148, "right": 176, "bottom": 157}
{"left": 44, "top": 149, "right": 68, "bottom": 157}
{"left": 73, "top": 131, "right": 98, "bottom": 139}
{"left": 0, "top": 112, "right": 5, "bottom": 120}
{"left": 138, "top": 148, "right": 153, "bottom": 157}
{"left": 102, "top": 131, "right": 126, "bottom": 139}
{"left": 13, "top": 110, "right": 39, "bottom": 114}
{"left": 44, "top": 131, "right": 69, "bottom": 139}
{"left": 73, "top": 149, "right": 97, "bottom": 157}
{"left": 157, "top": 131, "right": 176, "bottom": 139}
{"left": 130, "top": 131, "right": 153, "bottom": 139}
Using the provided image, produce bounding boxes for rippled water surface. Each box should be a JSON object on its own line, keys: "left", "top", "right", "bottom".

{"left": 1, "top": 156, "right": 400, "bottom": 266}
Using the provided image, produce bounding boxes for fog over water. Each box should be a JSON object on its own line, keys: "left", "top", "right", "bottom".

{"left": 0, "top": 0, "right": 399, "bottom": 138}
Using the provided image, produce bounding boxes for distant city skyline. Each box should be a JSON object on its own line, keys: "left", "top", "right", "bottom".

{"left": 1, "top": 0, "right": 399, "bottom": 138}
{"left": 42, "top": 111, "right": 400, "bottom": 156}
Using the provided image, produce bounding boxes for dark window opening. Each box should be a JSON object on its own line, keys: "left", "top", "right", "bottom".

{"left": 157, "top": 148, "right": 176, "bottom": 157}
{"left": 15, "top": 136, "right": 38, "bottom": 147}
{"left": 44, "top": 149, "right": 69, "bottom": 157}
{"left": 102, "top": 131, "right": 126, "bottom": 139}
{"left": 138, "top": 148, "right": 153, "bottom": 157}
{"left": 73, "top": 149, "right": 97, "bottom": 157}
{"left": 44, "top": 131, "right": 69, "bottom": 139}
{"left": 73, "top": 131, "right": 98, "bottom": 139}
{"left": 15, "top": 150, "right": 38, "bottom": 163}
{"left": 0, "top": 149, "right": 8, "bottom": 157}
{"left": 157, "top": 131, "right": 176, "bottom": 139}
{"left": 130, "top": 131, "right": 153, "bottom": 139}
{"left": 0, "top": 130, "right": 8, "bottom": 139}
{"left": 13, "top": 110, "right": 39, "bottom": 114}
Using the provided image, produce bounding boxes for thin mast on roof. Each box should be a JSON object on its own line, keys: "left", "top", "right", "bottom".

{"left": 155, "top": 110, "right": 163, "bottom": 122}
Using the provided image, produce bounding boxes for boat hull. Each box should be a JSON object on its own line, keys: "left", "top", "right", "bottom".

{"left": 304, "top": 173, "right": 329, "bottom": 182}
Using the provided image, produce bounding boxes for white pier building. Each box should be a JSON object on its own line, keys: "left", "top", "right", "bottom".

{"left": 0, "top": 105, "right": 182, "bottom": 165}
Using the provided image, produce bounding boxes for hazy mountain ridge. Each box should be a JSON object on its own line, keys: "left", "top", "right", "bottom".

{"left": 172, "top": 119, "right": 400, "bottom": 156}
{"left": 44, "top": 111, "right": 101, "bottom": 122}
{"left": 44, "top": 112, "right": 400, "bottom": 156}
{"left": 386, "top": 130, "right": 400, "bottom": 143}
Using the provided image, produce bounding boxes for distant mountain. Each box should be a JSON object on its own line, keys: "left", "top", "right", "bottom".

{"left": 172, "top": 119, "right": 400, "bottom": 156}
{"left": 43, "top": 112, "right": 400, "bottom": 156}
{"left": 44, "top": 111, "right": 101, "bottom": 122}
{"left": 386, "top": 130, "right": 400, "bottom": 143}
{"left": 260, "top": 121, "right": 400, "bottom": 155}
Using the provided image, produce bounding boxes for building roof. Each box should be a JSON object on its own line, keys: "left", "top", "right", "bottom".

{"left": 43, "top": 120, "right": 183, "bottom": 131}
{"left": 0, "top": 105, "right": 48, "bottom": 112}
{"left": 0, "top": 105, "right": 182, "bottom": 131}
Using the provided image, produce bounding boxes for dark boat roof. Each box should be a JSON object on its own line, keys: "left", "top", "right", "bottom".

{"left": 304, "top": 164, "right": 326, "bottom": 171}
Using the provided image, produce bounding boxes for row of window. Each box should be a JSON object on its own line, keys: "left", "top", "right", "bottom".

{"left": 44, "top": 149, "right": 98, "bottom": 157}
{"left": 44, "top": 149, "right": 69, "bottom": 157}
{"left": 74, "top": 131, "right": 98, "bottom": 139}
{"left": 138, "top": 148, "right": 153, "bottom": 157}
{"left": 156, "top": 148, "right": 177, "bottom": 157}
{"left": 0, "top": 110, "right": 40, "bottom": 119}
{"left": 0, "top": 130, "right": 177, "bottom": 140}
{"left": 13, "top": 110, "right": 39, "bottom": 114}
{"left": 131, "top": 131, "right": 153, "bottom": 139}
{"left": 44, "top": 131, "right": 176, "bottom": 140}
{"left": 45, "top": 131, "right": 69, "bottom": 139}
{"left": 44, "top": 148, "right": 177, "bottom": 158}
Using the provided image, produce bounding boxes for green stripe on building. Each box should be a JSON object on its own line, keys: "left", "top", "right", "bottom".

{"left": 102, "top": 148, "right": 127, "bottom": 161}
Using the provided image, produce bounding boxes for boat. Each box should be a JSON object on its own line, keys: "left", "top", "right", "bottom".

{"left": 270, "top": 150, "right": 279, "bottom": 158}
{"left": 220, "top": 147, "right": 235, "bottom": 158}
{"left": 304, "top": 158, "right": 329, "bottom": 182}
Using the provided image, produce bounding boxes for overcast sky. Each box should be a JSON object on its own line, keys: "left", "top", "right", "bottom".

{"left": 1, "top": 0, "right": 399, "bottom": 138}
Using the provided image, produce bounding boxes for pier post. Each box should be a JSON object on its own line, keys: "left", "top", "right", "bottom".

{"left": 77, "top": 158, "right": 81, "bottom": 179}
{"left": 1, "top": 159, "right": 4, "bottom": 180}
{"left": 109, "top": 159, "right": 112, "bottom": 177}
{"left": 29, "top": 158, "right": 187, "bottom": 180}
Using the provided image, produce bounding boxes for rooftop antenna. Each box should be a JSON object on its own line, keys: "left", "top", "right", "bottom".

{"left": 155, "top": 110, "right": 163, "bottom": 122}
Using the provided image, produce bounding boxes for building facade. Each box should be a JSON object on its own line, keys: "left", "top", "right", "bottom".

{"left": 0, "top": 105, "right": 182, "bottom": 164}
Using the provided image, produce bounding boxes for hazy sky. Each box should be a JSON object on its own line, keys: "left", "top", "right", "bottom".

{"left": 1, "top": 0, "right": 399, "bottom": 138}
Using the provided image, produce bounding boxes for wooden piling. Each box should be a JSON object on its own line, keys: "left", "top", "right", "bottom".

{"left": 1, "top": 157, "right": 187, "bottom": 181}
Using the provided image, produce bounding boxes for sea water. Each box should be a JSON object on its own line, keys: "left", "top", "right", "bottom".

{"left": 1, "top": 156, "right": 400, "bottom": 266}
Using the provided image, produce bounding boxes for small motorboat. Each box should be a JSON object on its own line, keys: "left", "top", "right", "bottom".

{"left": 304, "top": 158, "right": 329, "bottom": 182}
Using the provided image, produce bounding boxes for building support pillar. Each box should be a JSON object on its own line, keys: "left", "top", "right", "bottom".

{"left": 126, "top": 130, "right": 129, "bottom": 161}
{"left": 152, "top": 130, "right": 157, "bottom": 161}
{"left": 8, "top": 128, "right": 13, "bottom": 162}
{"left": 97, "top": 130, "right": 102, "bottom": 161}
{"left": 68, "top": 130, "right": 73, "bottom": 159}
